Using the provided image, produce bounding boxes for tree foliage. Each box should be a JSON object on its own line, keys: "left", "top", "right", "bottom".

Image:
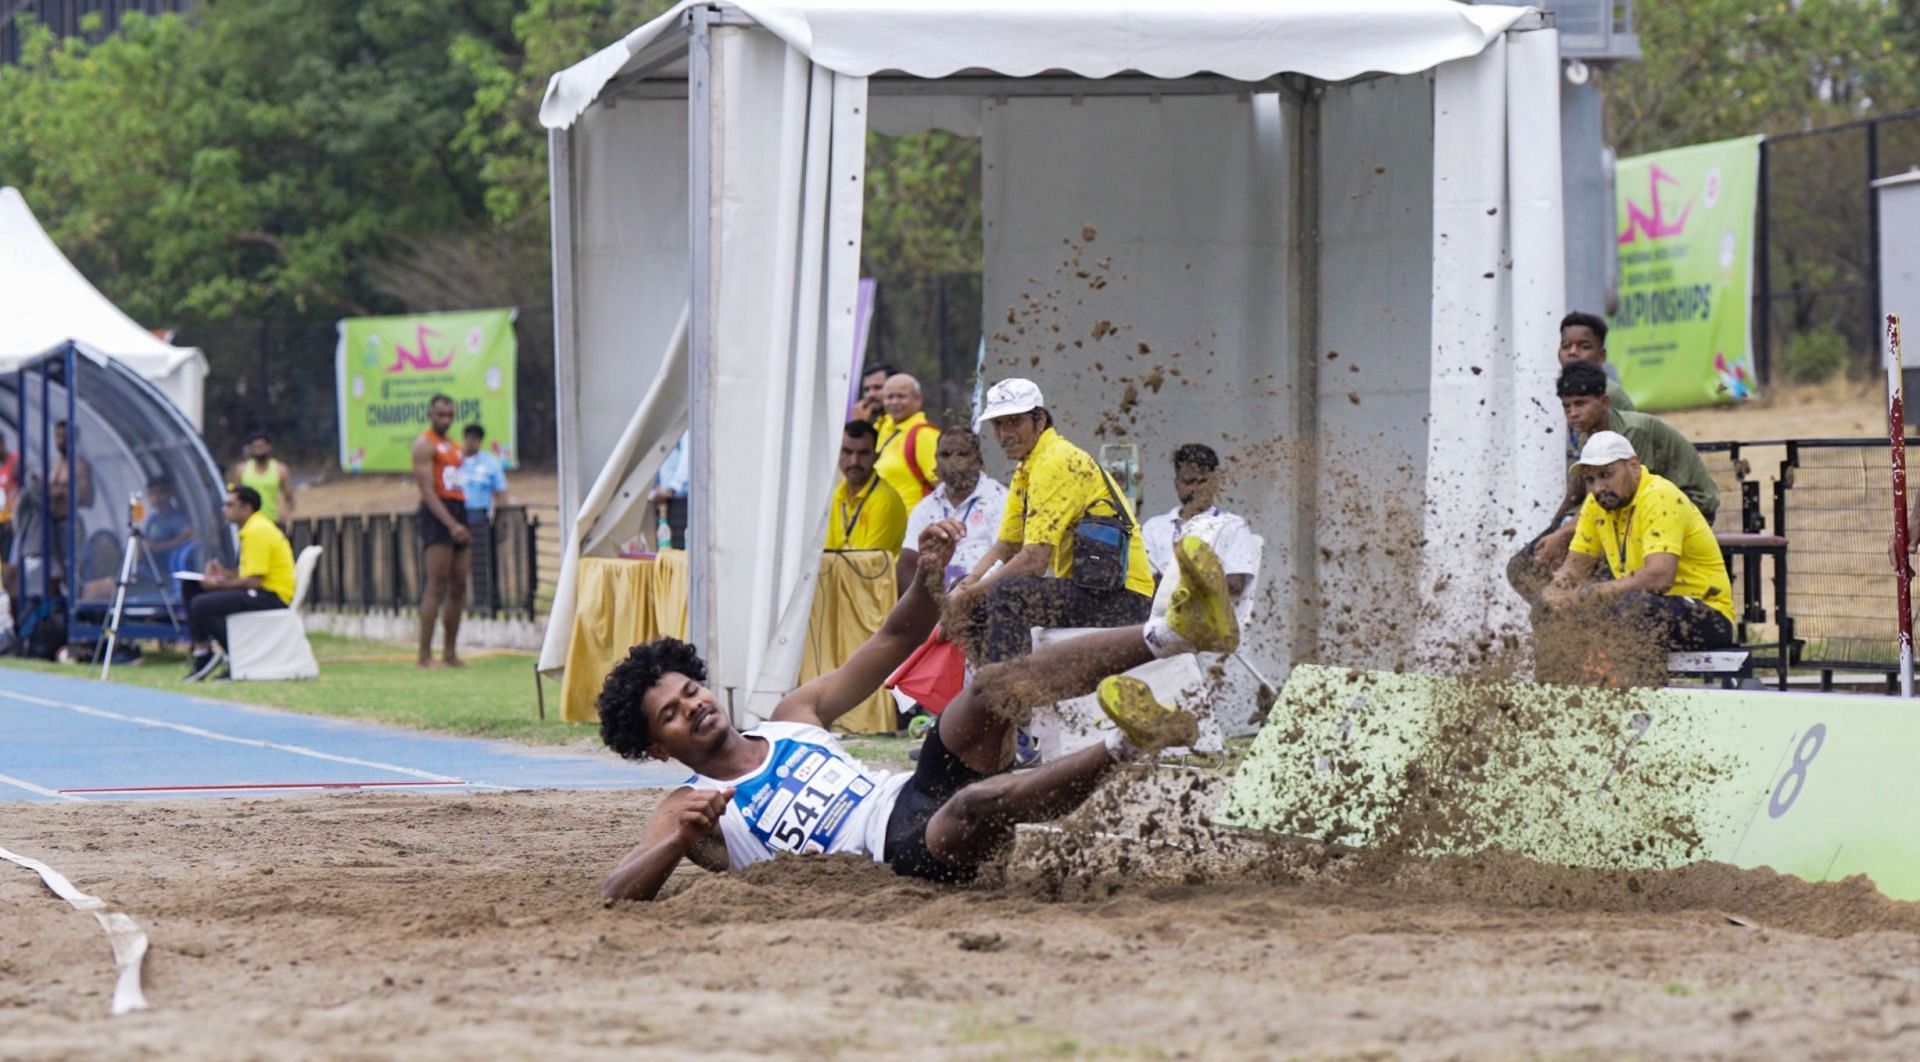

{"left": 1604, "top": 0, "right": 1920, "bottom": 156}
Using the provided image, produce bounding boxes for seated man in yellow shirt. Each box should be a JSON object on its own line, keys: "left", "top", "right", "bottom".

{"left": 825, "top": 420, "right": 908, "bottom": 553}
{"left": 949, "top": 378, "right": 1154, "bottom": 666}
{"left": 1542, "top": 431, "right": 1735, "bottom": 653}
{"left": 183, "top": 485, "right": 296, "bottom": 681}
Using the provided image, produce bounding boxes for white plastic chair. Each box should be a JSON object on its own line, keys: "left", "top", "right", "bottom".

{"left": 227, "top": 545, "right": 322, "bottom": 681}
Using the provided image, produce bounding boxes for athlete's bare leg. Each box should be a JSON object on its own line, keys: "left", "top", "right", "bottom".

{"left": 939, "top": 626, "right": 1154, "bottom": 777}
{"left": 923, "top": 741, "right": 1120, "bottom": 866}
{"left": 419, "top": 542, "right": 453, "bottom": 668}
{"left": 442, "top": 544, "right": 471, "bottom": 666}
{"left": 918, "top": 534, "right": 1237, "bottom": 870}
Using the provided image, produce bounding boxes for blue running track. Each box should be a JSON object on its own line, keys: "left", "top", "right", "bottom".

{"left": 0, "top": 668, "right": 685, "bottom": 803}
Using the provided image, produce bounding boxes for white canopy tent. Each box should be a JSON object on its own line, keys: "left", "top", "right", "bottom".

{"left": 0, "top": 187, "right": 208, "bottom": 428}
{"left": 538, "top": 0, "right": 1568, "bottom": 722}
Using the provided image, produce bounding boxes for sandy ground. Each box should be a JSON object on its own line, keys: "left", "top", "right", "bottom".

{"left": 7, "top": 776, "right": 1920, "bottom": 1060}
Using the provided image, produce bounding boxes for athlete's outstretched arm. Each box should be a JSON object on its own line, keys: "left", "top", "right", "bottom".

{"left": 603, "top": 786, "right": 732, "bottom": 903}
{"left": 772, "top": 519, "right": 961, "bottom": 729}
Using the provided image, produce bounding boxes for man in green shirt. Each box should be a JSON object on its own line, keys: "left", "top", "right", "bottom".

{"left": 1509, "top": 360, "right": 1719, "bottom": 606}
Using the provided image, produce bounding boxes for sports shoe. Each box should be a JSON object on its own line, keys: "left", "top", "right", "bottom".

{"left": 1096, "top": 675, "right": 1199, "bottom": 752}
{"left": 184, "top": 646, "right": 226, "bottom": 683}
{"left": 1145, "top": 536, "right": 1239, "bottom": 657}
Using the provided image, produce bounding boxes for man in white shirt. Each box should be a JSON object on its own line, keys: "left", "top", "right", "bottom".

{"left": 1141, "top": 444, "right": 1257, "bottom": 600}
{"left": 896, "top": 427, "right": 1008, "bottom": 597}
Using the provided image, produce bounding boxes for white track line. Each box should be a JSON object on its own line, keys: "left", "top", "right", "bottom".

{"left": 1, "top": 845, "right": 148, "bottom": 1015}
{"left": 0, "top": 689, "right": 516, "bottom": 791}
{"left": 0, "top": 771, "right": 84, "bottom": 801}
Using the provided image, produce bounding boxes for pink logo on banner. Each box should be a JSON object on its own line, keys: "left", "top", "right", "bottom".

{"left": 386, "top": 325, "right": 456, "bottom": 373}
{"left": 1618, "top": 164, "right": 1691, "bottom": 244}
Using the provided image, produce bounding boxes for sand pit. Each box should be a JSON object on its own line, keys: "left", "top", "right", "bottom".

{"left": 6, "top": 783, "right": 1920, "bottom": 1059}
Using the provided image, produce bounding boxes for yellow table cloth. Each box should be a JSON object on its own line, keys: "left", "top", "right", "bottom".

{"left": 799, "top": 549, "right": 899, "bottom": 735}
{"left": 560, "top": 552, "right": 689, "bottom": 723}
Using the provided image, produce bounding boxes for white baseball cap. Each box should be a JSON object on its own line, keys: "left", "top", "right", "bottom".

{"left": 975, "top": 377, "right": 1044, "bottom": 429}
{"left": 1573, "top": 430, "right": 1637, "bottom": 472}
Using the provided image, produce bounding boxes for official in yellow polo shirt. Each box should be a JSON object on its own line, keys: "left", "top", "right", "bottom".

{"left": 1543, "top": 431, "right": 1734, "bottom": 651}
{"left": 182, "top": 485, "right": 297, "bottom": 681}
{"left": 950, "top": 378, "right": 1153, "bottom": 664}
{"left": 873, "top": 373, "right": 940, "bottom": 505}
{"left": 825, "top": 420, "right": 907, "bottom": 552}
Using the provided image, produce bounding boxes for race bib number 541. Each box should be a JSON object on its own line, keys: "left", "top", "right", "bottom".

{"left": 740, "top": 742, "right": 876, "bottom": 855}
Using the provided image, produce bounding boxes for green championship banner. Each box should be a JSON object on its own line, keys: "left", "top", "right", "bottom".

{"left": 335, "top": 308, "right": 517, "bottom": 472}
{"left": 1613, "top": 135, "right": 1761, "bottom": 411}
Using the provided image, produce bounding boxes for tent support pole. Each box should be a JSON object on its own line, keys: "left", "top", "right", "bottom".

{"left": 1287, "top": 82, "right": 1323, "bottom": 668}
{"left": 686, "top": 3, "right": 718, "bottom": 699}
{"left": 548, "top": 127, "right": 581, "bottom": 548}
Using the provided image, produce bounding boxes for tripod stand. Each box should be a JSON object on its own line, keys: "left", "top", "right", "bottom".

{"left": 99, "top": 511, "right": 179, "bottom": 681}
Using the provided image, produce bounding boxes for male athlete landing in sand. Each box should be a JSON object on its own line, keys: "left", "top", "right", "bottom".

{"left": 596, "top": 520, "right": 1239, "bottom": 901}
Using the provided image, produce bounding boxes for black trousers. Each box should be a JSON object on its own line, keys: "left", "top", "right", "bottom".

{"left": 1612, "top": 590, "right": 1735, "bottom": 651}
{"left": 185, "top": 586, "right": 285, "bottom": 650}
{"left": 971, "top": 575, "right": 1152, "bottom": 663}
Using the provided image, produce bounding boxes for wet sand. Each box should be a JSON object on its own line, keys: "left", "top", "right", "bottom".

{"left": 6, "top": 784, "right": 1920, "bottom": 1060}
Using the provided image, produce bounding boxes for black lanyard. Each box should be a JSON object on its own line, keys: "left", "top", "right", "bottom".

{"left": 1615, "top": 509, "right": 1634, "bottom": 570}
{"left": 839, "top": 479, "right": 875, "bottom": 539}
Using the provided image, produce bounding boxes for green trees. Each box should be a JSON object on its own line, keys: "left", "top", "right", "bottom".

{"left": 1605, "top": 0, "right": 1920, "bottom": 155}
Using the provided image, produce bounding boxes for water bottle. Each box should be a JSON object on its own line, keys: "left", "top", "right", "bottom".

{"left": 656, "top": 505, "right": 672, "bottom": 551}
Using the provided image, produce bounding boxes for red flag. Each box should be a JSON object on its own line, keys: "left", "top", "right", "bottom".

{"left": 885, "top": 626, "right": 967, "bottom": 714}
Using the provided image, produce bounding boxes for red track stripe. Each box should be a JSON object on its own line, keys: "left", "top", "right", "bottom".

{"left": 58, "top": 781, "right": 469, "bottom": 794}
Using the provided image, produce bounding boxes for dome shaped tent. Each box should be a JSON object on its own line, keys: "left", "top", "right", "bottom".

{"left": 3, "top": 341, "right": 232, "bottom": 648}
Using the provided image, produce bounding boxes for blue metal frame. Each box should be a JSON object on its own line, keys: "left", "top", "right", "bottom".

{"left": 12, "top": 340, "right": 229, "bottom": 647}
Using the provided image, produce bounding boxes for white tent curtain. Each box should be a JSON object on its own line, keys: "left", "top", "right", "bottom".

{"left": 535, "top": 306, "right": 689, "bottom": 674}
{"left": 697, "top": 26, "right": 869, "bottom": 720}
{"left": 1418, "top": 30, "right": 1564, "bottom": 649}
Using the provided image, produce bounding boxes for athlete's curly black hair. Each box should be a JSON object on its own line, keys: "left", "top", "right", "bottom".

{"left": 596, "top": 638, "right": 708, "bottom": 760}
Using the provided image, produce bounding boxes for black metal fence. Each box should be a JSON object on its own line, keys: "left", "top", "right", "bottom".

{"left": 0, "top": 0, "right": 191, "bottom": 66}
{"left": 1699, "top": 436, "right": 1918, "bottom": 685}
{"left": 1755, "top": 108, "right": 1920, "bottom": 383}
{"left": 287, "top": 504, "right": 542, "bottom": 620}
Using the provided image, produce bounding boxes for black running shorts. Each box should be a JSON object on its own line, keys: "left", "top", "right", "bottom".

{"left": 883, "top": 720, "right": 987, "bottom": 884}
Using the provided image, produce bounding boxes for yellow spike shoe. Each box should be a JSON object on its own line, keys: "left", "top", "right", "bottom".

{"left": 1096, "top": 675, "right": 1199, "bottom": 751}
{"left": 1165, "top": 535, "right": 1240, "bottom": 654}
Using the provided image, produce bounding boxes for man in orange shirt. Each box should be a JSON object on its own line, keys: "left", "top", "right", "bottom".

{"left": 413, "top": 394, "right": 470, "bottom": 668}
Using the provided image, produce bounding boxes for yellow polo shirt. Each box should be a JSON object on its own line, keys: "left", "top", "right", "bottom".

{"left": 826, "top": 475, "right": 907, "bottom": 553}
{"left": 1569, "top": 470, "right": 1732, "bottom": 622}
{"left": 874, "top": 411, "right": 940, "bottom": 505}
{"left": 998, "top": 427, "right": 1153, "bottom": 596}
{"left": 238, "top": 510, "right": 297, "bottom": 605}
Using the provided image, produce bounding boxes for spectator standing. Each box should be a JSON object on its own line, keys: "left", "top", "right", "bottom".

{"left": 183, "top": 486, "right": 295, "bottom": 682}
{"left": 1140, "top": 444, "right": 1258, "bottom": 601}
{"left": 0, "top": 433, "right": 16, "bottom": 563}
{"left": 874, "top": 373, "right": 940, "bottom": 506}
{"left": 825, "top": 420, "right": 907, "bottom": 553}
{"left": 648, "top": 430, "right": 690, "bottom": 549}
{"left": 1509, "top": 361, "right": 1719, "bottom": 603}
{"left": 1540, "top": 431, "right": 1734, "bottom": 651}
{"left": 232, "top": 432, "right": 294, "bottom": 528}
{"left": 1558, "top": 312, "right": 1634, "bottom": 461}
{"left": 896, "top": 427, "right": 1007, "bottom": 597}
{"left": 949, "top": 378, "right": 1153, "bottom": 665}
{"left": 852, "top": 363, "right": 895, "bottom": 429}
{"left": 413, "top": 394, "right": 470, "bottom": 669}
{"left": 460, "top": 424, "right": 510, "bottom": 613}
